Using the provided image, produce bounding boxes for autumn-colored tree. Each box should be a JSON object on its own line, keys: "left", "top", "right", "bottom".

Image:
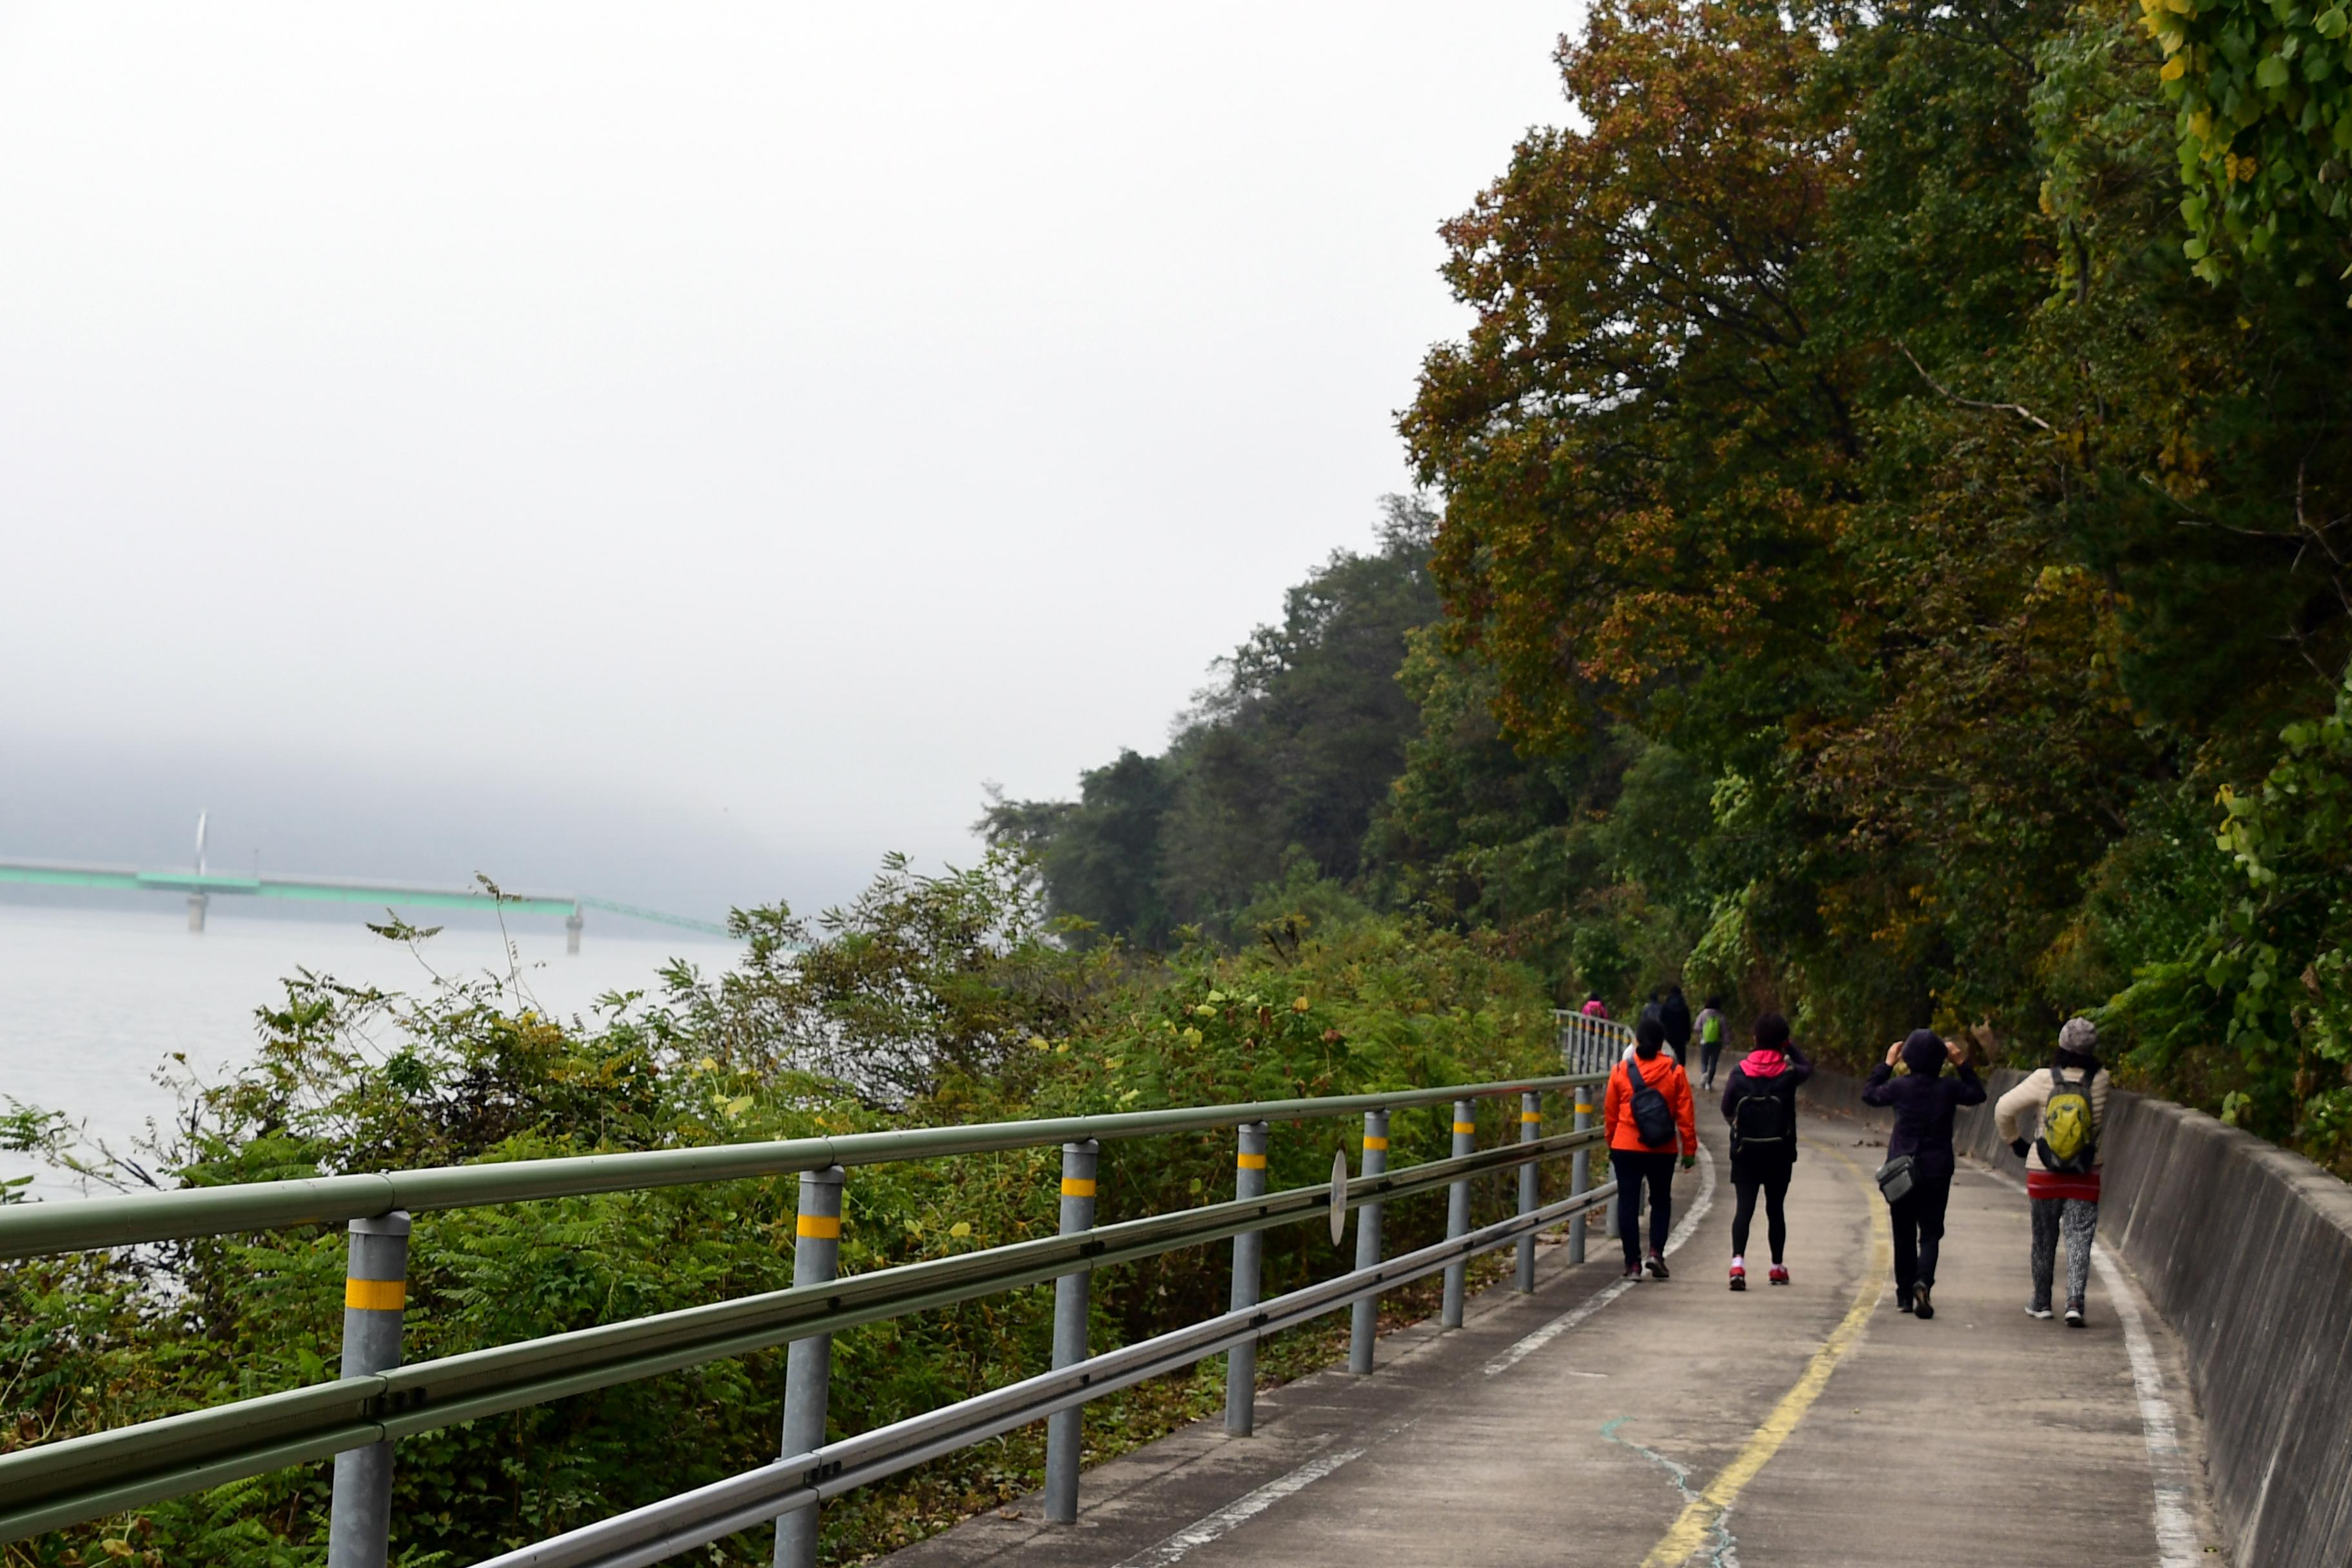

{"left": 988, "top": 0, "right": 2352, "bottom": 1167}
{"left": 1402, "top": 0, "right": 2352, "bottom": 1070}
{"left": 1403, "top": 0, "right": 1857, "bottom": 757}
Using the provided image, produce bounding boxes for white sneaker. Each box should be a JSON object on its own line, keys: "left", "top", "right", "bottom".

{"left": 2026, "top": 1304, "right": 2053, "bottom": 1320}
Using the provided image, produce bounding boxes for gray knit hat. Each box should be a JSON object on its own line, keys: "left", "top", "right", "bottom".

{"left": 2058, "top": 1017, "right": 2098, "bottom": 1055}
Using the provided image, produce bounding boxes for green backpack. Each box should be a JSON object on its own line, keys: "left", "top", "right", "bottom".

{"left": 2035, "top": 1067, "right": 2099, "bottom": 1174}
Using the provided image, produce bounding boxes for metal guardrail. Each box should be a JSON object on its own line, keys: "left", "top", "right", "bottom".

{"left": 0, "top": 1070, "right": 1614, "bottom": 1565}
{"left": 1556, "top": 1008, "right": 1638, "bottom": 1077}
{"left": 477, "top": 1175, "right": 1623, "bottom": 1568}
{"left": 0, "top": 1077, "right": 1585, "bottom": 1260}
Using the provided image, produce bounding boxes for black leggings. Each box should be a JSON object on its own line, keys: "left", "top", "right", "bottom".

{"left": 1888, "top": 1171, "right": 1953, "bottom": 1294}
{"left": 1611, "top": 1149, "right": 1678, "bottom": 1265}
{"left": 1731, "top": 1162, "right": 1790, "bottom": 1262}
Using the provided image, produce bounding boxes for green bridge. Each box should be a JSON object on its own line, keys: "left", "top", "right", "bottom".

{"left": 0, "top": 856, "right": 734, "bottom": 948}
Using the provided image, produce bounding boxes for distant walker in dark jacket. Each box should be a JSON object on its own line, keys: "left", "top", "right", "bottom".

{"left": 1660, "top": 985, "right": 1694, "bottom": 1063}
{"left": 1861, "top": 1029, "right": 1986, "bottom": 1320}
{"left": 1719, "top": 1012, "right": 1812, "bottom": 1291}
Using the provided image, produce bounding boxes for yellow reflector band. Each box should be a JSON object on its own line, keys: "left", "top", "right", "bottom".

{"left": 1453, "top": 1121, "right": 1475, "bottom": 1135}
{"left": 1521, "top": 1112, "right": 1542, "bottom": 1123}
{"left": 1362, "top": 1135, "right": 1388, "bottom": 1151}
{"left": 1576, "top": 1103, "right": 1596, "bottom": 1115}
{"left": 1237, "top": 1153, "right": 1268, "bottom": 1170}
{"left": 344, "top": 1278, "right": 406, "bottom": 1313}
{"left": 1061, "top": 1178, "right": 1097, "bottom": 1197}
{"left": 796, "top": 1214, "right": 841, "bottom": 1239}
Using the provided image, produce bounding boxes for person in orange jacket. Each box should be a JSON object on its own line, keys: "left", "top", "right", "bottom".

{"left": 1603, "top": 1014, "right": 1700, "bottom": 1280}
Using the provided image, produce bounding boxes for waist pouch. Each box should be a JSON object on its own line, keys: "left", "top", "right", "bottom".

{"left": 1876, "top": 1154, "right": 1917, "bottom": 1204}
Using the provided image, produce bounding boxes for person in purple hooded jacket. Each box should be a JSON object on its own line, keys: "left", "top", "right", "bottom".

{"left": 1861, "top": 1028, "right": 1986, "bottom": 1320}
{"left": 1720, "top": 1012, "right": 1812, "bottom": 1290}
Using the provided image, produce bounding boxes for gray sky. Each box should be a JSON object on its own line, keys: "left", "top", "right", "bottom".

{"left": 0, "top": 4, "right": 1576, "bottom": 921}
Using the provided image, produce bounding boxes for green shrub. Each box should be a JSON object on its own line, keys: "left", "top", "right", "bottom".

{"left": 0, "top": 854, "right": 1558, "bottom": 1567}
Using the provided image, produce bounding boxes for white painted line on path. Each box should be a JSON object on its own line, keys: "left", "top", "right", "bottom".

{"left": 1956, "top": 1155, "right": 2205, "bottom": 1567}
{"left": 1110, "top": 1420, "right": 1414, "bottom": 1568}
{"left": 1114, "top": 1129, "right": 1719, "bottom": 1562}
{"left": 1116, "top": 1139, "right": 1718, "bottom": 1563}
{"left": 2093, "top": 1244, "right": 2203, "bottom": 1567}
{"left": 1482, "top": 1144, "right": 1716, "bottom": 1377}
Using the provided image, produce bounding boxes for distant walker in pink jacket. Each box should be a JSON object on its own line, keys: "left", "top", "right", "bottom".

{"left": 1718, "top": 1012, "right": 1812, "bottom": 1291}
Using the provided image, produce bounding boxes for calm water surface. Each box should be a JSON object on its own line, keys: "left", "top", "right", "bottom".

{"left": 0, "top": 903, "right": 740, "bottom": 1199}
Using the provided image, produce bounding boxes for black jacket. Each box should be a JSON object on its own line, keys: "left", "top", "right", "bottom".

{"left": 1720, "top": 1046, "right": 1812, "bottom": 1168}
{"left": 1861, "top": 1059, "right": 1988, "bottom": 1180}
{"left": 1660, "top": 992, "right": 1694, "bottom": 1052}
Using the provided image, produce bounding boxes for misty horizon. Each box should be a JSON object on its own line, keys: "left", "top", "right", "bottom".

{"left": 0, "top": 6, "right": 1573, "bottom": 906}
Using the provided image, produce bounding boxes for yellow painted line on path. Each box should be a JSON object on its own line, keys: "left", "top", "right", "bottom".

{"left": 1638, "top": 1142, "right": 1892, "bottom": 1567}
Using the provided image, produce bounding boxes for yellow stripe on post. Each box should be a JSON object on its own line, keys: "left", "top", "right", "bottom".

{"left": 1061, "top": 1178, "right": 1097, "bottom": 1197}
{"left": 1576, "top": 1102, "right": 1596, "bottom": 1115}
{"left": 1521, "top": 1111, "right": 1542, "bottom": 1123}
{"left": 796, "top": 1214, "right": 841, "bottom": 1240}
{"left": 1453, "top": 1121, "right": 1476, "bottom": 1135}
{"left": 344, "top": 1277, "right": 406, "bottom": 1312}
{"left": 1362, "top": 1135, "right": 1389, "bottom": 1151}
{"left": 1236, "top": 1153, "right": 1268, "bottom": 1170}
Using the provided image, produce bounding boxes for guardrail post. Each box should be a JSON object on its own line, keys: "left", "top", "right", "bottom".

{"left": 327, "top": 1210, "right": 411, "bottom": 1568}
{"left": 1044, "top": 1139, "right": 1099, "bottom": 1524}
{"left": 1516, "top": 1091, "right": 1541, "bottom": 1293}
{"left": 1573, "top": 1086, "right": 1596, "bottom": 1263}
{"left": 1441, "top": 1099, "right": 1475, "bottom": 1329}
{"left": 774, "top": 1165, "right": 843, "bottom": 1568}
{"left": 1224, "top": 1121, "right": 1269, "bottom": 1436}
{"left": 1347, "top": 1109, "right": 1388, "bottom": 1374}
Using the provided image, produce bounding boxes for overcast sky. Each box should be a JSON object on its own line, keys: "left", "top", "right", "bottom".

{"left": 0, "top": 5, "right": 1576, "bottom": 922}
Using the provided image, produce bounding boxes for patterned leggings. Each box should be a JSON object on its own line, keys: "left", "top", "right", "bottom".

{"left": 2030, "top": 1197, "right": 2099, "bottom": 1309}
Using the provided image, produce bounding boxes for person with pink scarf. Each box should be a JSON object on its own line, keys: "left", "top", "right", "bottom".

{"left": 1718, "top": 1012, "right": 1812, "bottom": 1290}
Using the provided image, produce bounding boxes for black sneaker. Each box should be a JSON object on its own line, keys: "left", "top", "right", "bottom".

{"left": 2026, "top": 1303, "right": 2053, "bottom": 1320}
{"left": 1896, "top": 1291, "right": 1914, "bottom": 1315}
{"left": 1646, "top": 1253, "right": 1671, "bottom": 1280}
{"left": 2064, "top": 1300, "right": 2087, "bottom": 1328}
{"left": 1914, "top": 1285, "right": 1935, "bottom": 1320}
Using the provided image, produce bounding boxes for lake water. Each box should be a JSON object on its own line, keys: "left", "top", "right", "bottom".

{"left": 0, "top": 902, "right": 742, "bottom": 1199}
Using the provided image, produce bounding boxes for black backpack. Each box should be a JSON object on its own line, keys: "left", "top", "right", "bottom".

{"left": 1624, "top": 1057, "right": 1677, "bottom": 1149}
{"left": 1731, "top": 1081, "right": 1790, "bottom": 1153}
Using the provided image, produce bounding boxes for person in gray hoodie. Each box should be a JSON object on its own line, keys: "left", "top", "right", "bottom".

{"left": 1995, "top": 1017, "right": 2112, "bottom": 1327}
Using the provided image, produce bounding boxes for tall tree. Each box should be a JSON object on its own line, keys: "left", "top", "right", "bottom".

{"left": 1401, "top": 0, "right": 2351, "bottom": 1050}
{"left": 983, "top": 498, "right": 1442, "bottom": 945}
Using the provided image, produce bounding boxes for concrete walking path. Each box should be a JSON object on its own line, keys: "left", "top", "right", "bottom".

{"left": 876, "top": 1108, "right": 2230, "bottom": 1566}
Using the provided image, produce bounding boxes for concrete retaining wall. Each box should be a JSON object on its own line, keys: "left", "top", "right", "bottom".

{"left": 1803, "top": 1065, "right": 2352, "bottom": 1566}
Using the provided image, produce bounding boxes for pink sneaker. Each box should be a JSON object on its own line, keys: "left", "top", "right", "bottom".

{"left": 1729, "top": 1262, "right": 1747, "bottom": 1292}
{"left": 1768, "top": 1264, "right": 1790, "bottom": 1286}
